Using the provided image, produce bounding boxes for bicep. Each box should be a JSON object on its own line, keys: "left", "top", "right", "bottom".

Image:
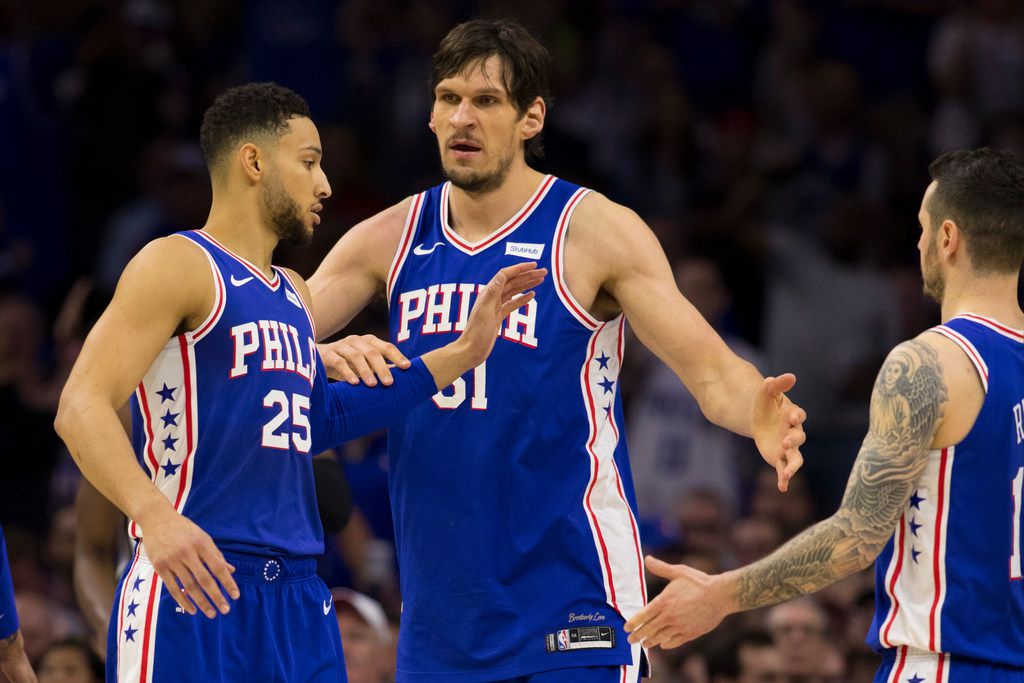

{"left": 63, "top": 241, "right": 205, "bottom": 407}
{"left": 308, "top": 200, "right": 411, "bottom": 338}
{"left": 835, "top": 339, "right": 949, "bottom": 543}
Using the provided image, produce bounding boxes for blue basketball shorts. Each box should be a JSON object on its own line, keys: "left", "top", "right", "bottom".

{"left": 0, "top": 527, "right": 19, "bottom": 640}
{"left": 876, "top": 646, "right": 1024, "bottom": 683}
{"left": 500, "top": 662, "right": 643, "bottom": 683}
{"left": 106, "top": 545, "right": 346, "bottom": 682}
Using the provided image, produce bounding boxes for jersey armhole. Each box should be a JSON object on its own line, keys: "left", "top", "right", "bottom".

{"left": 386, "top": 193, "right": 427, "bottom": 305}
{"left": 928, "top": 325, "right": 990, "bottom": 394}
{"left": 551, "top": 188, "right": 601, "bottom": 330}
{"left": 171, "top": 233, "right": 226, "bottom": 344}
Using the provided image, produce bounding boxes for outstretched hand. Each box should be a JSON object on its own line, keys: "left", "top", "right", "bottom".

{"left": 458, "top": 262, "right": 547, "bottom": 365}
{"left": 752, "top": 373, "right": 806, "bottom": 492}
{"left": 623, "top": 556, "right": 732, "bottom": 650}
{"left": 319, "top": 335, "right": 411, "bottom": 386}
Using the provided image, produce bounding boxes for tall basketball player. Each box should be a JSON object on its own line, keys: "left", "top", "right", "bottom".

{"left": 54, "top": 82, "right": 544, "bottom": 682}
{"left": 625, "top": 148, "right": 1024, "bottom": 682}
{"left": 0, "top": 526, "right": 37, "bottom": 683}
{"left": 307, "top": 19, "right": 807, "bottom": 682}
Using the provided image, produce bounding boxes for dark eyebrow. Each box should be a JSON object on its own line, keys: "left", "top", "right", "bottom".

{"left": 301, "top": 145, "right": 322, "bottom": 156}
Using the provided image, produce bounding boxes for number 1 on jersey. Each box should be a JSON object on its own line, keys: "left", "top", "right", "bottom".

{"left": 433, "top": 361, "right": 488, "bottom": 411}
{"left": 1013, "top": 466, "right": 1022, "bottom": 580}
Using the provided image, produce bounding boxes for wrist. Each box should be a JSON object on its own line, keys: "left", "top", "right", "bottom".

{"left": 713, "top": 570, "right": 743, "bottom": 615}
{"left": 128, "top": 493, "right": 176, "bottom": 528}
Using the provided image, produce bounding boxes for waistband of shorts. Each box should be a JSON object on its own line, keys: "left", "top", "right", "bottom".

{"left": 220, "top": 550, "right": 317, "bottom": 583}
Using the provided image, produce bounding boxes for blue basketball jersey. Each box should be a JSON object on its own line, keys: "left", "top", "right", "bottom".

{"left": 386, "top": 177, "right": 647, "bottom": 681}
{"left": 128, "top": 230, "right": 323, "bottom": 557}
{"left": 0, "top": 526, "right": 18, "bottom": 640}
{"left": 868, "top": 314, "right": 1024, "bottom": 668}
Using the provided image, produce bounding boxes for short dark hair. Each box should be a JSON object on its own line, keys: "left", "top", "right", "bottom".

{"left": 38, "top": 638, "right": 104, "bottom": 680}
{"left": 927, "top": 148, "right": 1024, "bottom": 274}
{"left": 199, "top": 82, "right": 311, "bottom": 171}
{"left": 431, "top": 19, "right": 551, "bottom": 163}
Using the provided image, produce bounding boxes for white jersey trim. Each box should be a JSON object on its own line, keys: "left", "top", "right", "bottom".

{"left": 169, "top": 235, "right": 226, "bottom": 344}
{"left": 930, "top": 326, "right": 989, "bottom": 393}
{"left": 578, "top": 318, "right": 646, "bottom": 622}
{"left": 386, "top": 193, "right": 426, "bottom": 304}
{"left": 190, "top": 230, "right": 280, "bottom": 290}
{"left": 114, "top": 546, "right": 164, "bottom": 683}
{"left": 879, "top": 446, "right": 954, "bottom": 652}
{"left": 957, "top": 312, "right": 1024, "bottom": 343}
{"left": 439, "top": 175, "right": 556, "bottom": 255}
{"left": 552, "top": 188, "right": 600, "bottom": 330}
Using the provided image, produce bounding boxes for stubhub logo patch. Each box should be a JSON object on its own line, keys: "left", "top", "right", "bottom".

{"left": 505, "top": 242, "right": 545, "bottom": 259}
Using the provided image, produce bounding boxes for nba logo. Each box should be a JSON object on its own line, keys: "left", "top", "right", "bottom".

{"left": 556, "top": 629, "right": 570, "bottom": 651}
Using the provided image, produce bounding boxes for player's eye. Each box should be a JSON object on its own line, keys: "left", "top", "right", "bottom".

{"left": 304, "top": 160, "right": 315, "bottom": 169}
{"left": 442, "top": 93, "right": 459, "bottom": 104}
{"left": 477, "top": 96, "right": 496, "bottom": 106}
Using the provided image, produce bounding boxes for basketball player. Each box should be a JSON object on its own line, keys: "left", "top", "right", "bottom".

{"left": 307, "top": 19, "right": 807, "bottom": 682}
{"left": 54, "top": 82, "right": 545, "bottom": 682}
{"left": 624, "top": 148, "right": 1024, "bottom": 682}
{"left": 0, "top": 526, "right": 37, "bottom": 683}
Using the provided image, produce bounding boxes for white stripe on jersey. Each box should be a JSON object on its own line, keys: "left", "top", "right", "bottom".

{"left": 880, "top": 446, "right": 954, "bottom": 652}
{"left": 885, "top": 646, "right": 951, "bottom": 683}
{"left": 552, "top": 188, "right": 598, "bottom": 329}
{"left": 387, "top": 193, "right": 426, "bottom": 303}
{"left": 578, "top": 318, "right": 646, "bottom": 620}
{"left": 115, "top": 547, "right": 164, "bottom": 683}
{"left": 931, "top": 326, "right": 989, "bottom": 393}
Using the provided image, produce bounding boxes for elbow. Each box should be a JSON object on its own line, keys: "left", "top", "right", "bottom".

{"left": 54, "top": 387, "right": 83, "bottom": 443}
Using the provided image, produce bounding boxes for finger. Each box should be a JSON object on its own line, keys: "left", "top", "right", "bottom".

{"left": 790, "top": 407, "right": 807, "bottom": 426}
{"left": 662, "top": 635, "right": 687, "bottom": 650}
{"left": 188, "top": 558, "right": 232, "bottom": 615}
{"left": 776, "top": 460, "right": 790, "bottom": 493}
{"left": 789, "top": 426, "right": 807, "bottom": 448}
{"left": 364, "top": 350, "right": 395, "bottom": 386}
{"left": 202, "top": 548, "right": 240, "bottom": 601}
{"left": 499, "top": 291, "right": 535, "bottom": 319}
{"left": 347, "top": 353, "right": 378, "bottom": 387}
{"left": 643, "top": 555, "right": 680, "bottom": 580}
{"left": 326, "top": 351, "right": 360, "bottom": 385}
{"left": 624, "top": 602, "right": 656, "bottom": 634}
{"left": 765, "top": 372, "right": 796, "bottom": 396}
{"left": 783, "top": 449, "right": 804, "bottom": 479}
{"left": 637, "top": 620, "right": 674, "bottom": 649}
{"left": 496, "top": 261, "right": 538, "bottom": 279}
{"left": 377, "top": 341, "right": 411, "bottom": 369}
{"left": 501, "top": 269, "right": 548, "bottom": 297}
{"left": 157, "top": 567, "right": 197, "bottom": 615}
{"left": 173, "top": 563, "right": 217, "bottom": 618}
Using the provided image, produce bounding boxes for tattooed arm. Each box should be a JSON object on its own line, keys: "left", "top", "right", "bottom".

{"left": 624, "top": 337, "right": 950, "bottom": 649}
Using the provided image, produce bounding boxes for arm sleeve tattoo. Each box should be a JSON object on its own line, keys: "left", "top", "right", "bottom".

{"left": 734, "top": 338, "right": 948, "bottom": 609}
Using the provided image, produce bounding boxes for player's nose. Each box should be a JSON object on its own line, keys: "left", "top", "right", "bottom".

{"left": 449, "top": 99, "right": 476, "bottom": 128}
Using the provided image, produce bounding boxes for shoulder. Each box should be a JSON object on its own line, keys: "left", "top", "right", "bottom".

{"left": 120, "top": 235, "right": 211, "bottom": 291}
{"left": 570, "top": 191, "right": 647, "bottom": 237}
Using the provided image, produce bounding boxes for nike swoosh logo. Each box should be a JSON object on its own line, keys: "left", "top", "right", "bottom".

{"left": 323, "top": 600, "right": 332, "bottom": 616}
{"left": 413, "top": 242, "right": 445, "bottom": 256}
{"left": 230, "top": 275, "right": 254, "bottom": 286}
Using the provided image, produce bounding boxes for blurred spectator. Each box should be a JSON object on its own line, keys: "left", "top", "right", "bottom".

{"left": 766, "top": 597, "right": 831, "bottom": 682}
{"left": 705, "top": 628, "right": 784, "bottom": 683}
{"left": 36, "top": 637, "right": 103, "bottom": 683}
{"left": 731, "top": 515, "right": 783, "bottom": 567}
{"left": 13, "top": 592, "right": 81, "bottom": 664}
{"left": 331, "top": 587, "right": 393, "bottom": 683}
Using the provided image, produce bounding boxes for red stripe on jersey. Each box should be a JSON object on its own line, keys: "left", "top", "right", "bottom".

{"left": 442, "top": 175, "right": 555, "bottom": 252}
{"left": 582, "top": 326, "right": 618, "bottom": 610}
{"left": 193, "top": 264, "right": 225, "bottom": 340}
{"left": 929, "top": 448, "right": 950, "bottom": 651}
{"left": 388, "top": 193, "right": 422, "bottom": 300}
{"left": 882, "top": 513, "right": 907, "bottom": 647}
{"left": 890, "top": 646, "right": 908, "bottom": 683}
{"left": 171, "top": 337, "right": 194, "bottom": 511}
{"left": 138, "top": 574, "right": 161, "bottom": 683}
{"left": 935, "top": 326, "right": 989, "bottom": 384}
{"left": 193, "top": 231, "right": 280, "bottom": 289}
{"left": 936, "top": 652, "right": 946, "bottom": 680}
{"left": 961, "top": 313, "right": 1024, "bottom": 341}
{"left": 115, "top": 549, "right": 143, "bottom": 672}
{"left": 136, "top": 384, "right": 160, "bottom": 479}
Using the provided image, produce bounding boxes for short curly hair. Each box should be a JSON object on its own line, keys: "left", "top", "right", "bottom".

{"left": 199, "top": 82, "right": 311, "bottom": 170}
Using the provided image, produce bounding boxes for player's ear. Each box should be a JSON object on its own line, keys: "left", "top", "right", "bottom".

{"left": 239, "top": 143, "right": 262, "bottom": 183}
{"left": 940, "top": 218, "right": 959, "bottom": 261}
{"left": 520, "top": 97, "right": 545, "bottom": 141}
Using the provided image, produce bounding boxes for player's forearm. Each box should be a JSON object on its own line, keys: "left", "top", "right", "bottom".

{"left": 696, "top": 355, "right": 762, "bottom": 437}
{"left": 55, "top": 396, "right": 173, "bottom": 523}
{"left": 722, "top": 514, "right": 874, "bottom": 612}
{"left": 420, "top": 338, "right": 483, "bottom": 390}
{"left": 73, "top": 549, "right": 117, "bottom": 640}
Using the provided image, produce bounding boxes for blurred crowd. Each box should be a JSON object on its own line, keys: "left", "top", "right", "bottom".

{"left": 1, "top": 0, "right": 1023, "bottom": 681}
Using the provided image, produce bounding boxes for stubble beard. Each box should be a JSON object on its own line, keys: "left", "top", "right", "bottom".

{"left": 442, "top": 150, "right": 515, "bottom": 195}
{"left": 262, "top": 173, "right": 312, "bottom": 247}
{"left": 921, "top": 239, "right": 945, "bottom": 304}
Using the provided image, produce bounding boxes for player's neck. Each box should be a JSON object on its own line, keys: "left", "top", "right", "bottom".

{"left": 446, "top": 166, "right": 547, "bottom": 243}
{"left": 941, "top": 271, "right": 1024, "bottom": 329}
{"left": 203, "top": 195, "right": 279, "bottom": 278}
